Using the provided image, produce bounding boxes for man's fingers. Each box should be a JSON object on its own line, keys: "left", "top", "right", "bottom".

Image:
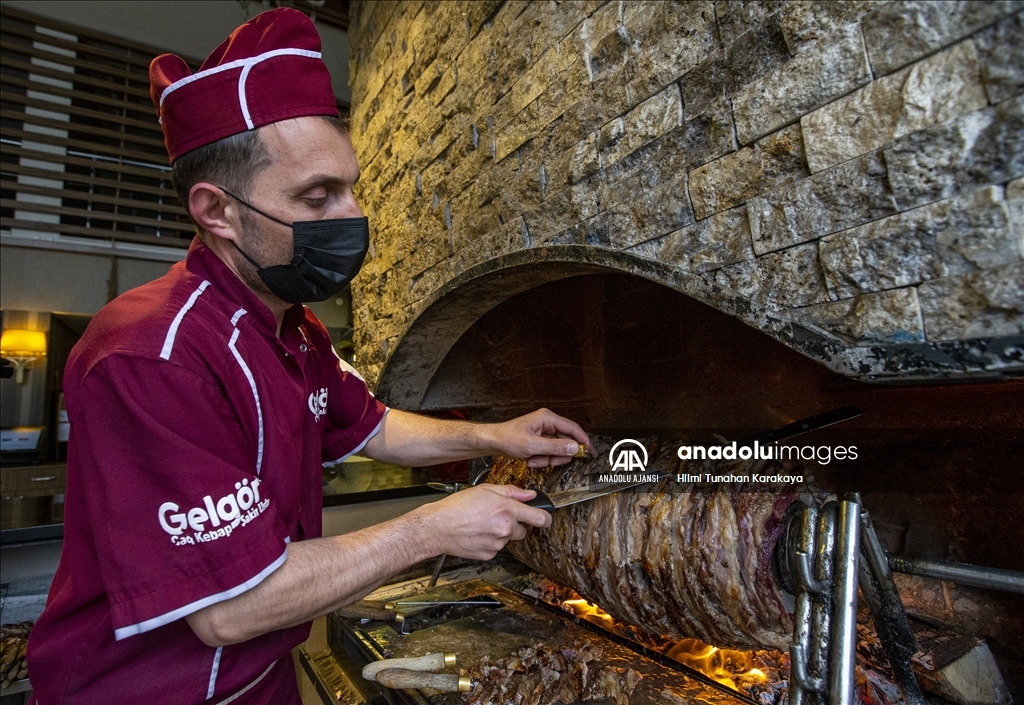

{"left": 535, "top": 410, "right": 591, "bottom": 449}
{"left": 547, "top": 438, "right": 583, "bottom": 457}
{"left": 481, "top": 483, "right": 536, "bottom": 502}
{"left": 467, "top": 484, "right": 549, "bottom": 529}
{"left": 515, "top": 502, "right": 552, "bottom": 529}
{"left": 523, "top": 434, "right": 581, "bottom": 468}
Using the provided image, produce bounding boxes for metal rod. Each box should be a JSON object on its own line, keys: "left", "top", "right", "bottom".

{"left": 810, "top": 505, "right": 835, "bottom": 698}
{"left": 888, "top": 555, "right": 1024, "bottom": 595}
{"left": 387, "top": 601, "right": 501, "bottom": 608}
{"left": 854, "top": 497, "right": 926, "bottom": 705}
{"left": 790, "top": 641, "right": 825, "bottom": 696}
{"left": 789, "top": 508, "right": 814, "bottom": 705}
{"left": 427, "top": 554, "right": 446, "bottom": 589}
{"left": 796, "top": 551, "right": 828, "bottom": 594}
{"left": 828, "top": 501, "right": 860, "bottom": 705}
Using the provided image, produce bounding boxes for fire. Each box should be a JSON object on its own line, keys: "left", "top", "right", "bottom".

{"left": 665, "top": 638, "right": 769, "bottom": 690}
{"left": 531, "top": 581, "right": 903, "bottom": 705}
{"left": 561, "top": 599, "right": 615, "bottom": 623}
{"left": 551, "top": 592, "right": 770, "bottom": 692}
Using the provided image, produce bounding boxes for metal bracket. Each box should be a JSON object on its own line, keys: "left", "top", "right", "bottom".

{"left": 776, "top": 496, "right": 936, "bottom": 705}
{"left": 778, "top": 500, "right": 861, "bottom": 705}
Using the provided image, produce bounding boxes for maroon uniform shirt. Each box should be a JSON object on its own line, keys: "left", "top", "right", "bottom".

{"left": 27, "top": 240, "right": 387, "bottom": 704}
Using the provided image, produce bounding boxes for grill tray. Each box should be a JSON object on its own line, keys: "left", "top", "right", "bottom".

{"left": 330, "top": 565, "right": 754, "bottom": 705}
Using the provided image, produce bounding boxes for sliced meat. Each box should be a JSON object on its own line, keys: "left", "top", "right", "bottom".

{"left": 464, "top": 642, "right": 641, "bottom": 705}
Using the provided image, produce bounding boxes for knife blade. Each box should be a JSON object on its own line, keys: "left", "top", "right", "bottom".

{"left": 524, "top": 475, "right": 671, "bottom": 512}
{"left": 525, "top": 406, "right": 861, "bottom": 513}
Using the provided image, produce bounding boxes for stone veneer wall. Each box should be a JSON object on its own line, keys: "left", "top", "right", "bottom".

{"left": 347, "top": 0, "right": 1024, "bottom": 390}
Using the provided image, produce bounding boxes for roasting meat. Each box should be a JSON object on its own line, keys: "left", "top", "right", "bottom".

{"left": 1, "top": 622, "right": 32, "bottom": 690}
{"left": 491, "top": 438, "right": 810, "bottom": 651}
{"left": 465, "top": 642, "right": 641, "bottom": 705}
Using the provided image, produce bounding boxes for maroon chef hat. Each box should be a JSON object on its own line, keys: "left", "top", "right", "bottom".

{"left": 150, "top": 7, "right": 339, "bottom": 163}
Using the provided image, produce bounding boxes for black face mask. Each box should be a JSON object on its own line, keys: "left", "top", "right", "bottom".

{"left": 221, "top": 188, "right": 369, "bottom": 304}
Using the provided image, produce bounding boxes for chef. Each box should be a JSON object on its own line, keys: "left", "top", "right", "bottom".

{"left": 26, "top": 9, "right": 590, "bottom": 704}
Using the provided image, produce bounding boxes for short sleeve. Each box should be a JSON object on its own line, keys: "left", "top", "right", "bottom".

{"left": 71, "top": 354, "right": 291, "bottom": 640}
{"left": 320, "top": 353, "right": 387, "bottom": 464}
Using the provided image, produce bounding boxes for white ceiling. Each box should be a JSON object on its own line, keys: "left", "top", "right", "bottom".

{"left": 0, "top": 0, "right": 351, "bottom": 102}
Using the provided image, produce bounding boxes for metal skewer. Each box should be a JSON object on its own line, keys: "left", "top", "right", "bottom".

{"left": 385, "top": 600, "right": 503, "bottom": 609}
{"left": 427, "top": 457, "right": 496, "bottom": 588}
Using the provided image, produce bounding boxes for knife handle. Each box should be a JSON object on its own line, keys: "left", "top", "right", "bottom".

{"left": 363, "top": 653, "right": 456, "bottom": 681}
{"left": 525, "top": 490, "right": 554, "bottom": 513}
{"left": 336, "top": 602, "right": 394, "bottom": 621}
{"left": 374, "top": 668, "right": 472, "bottom": 692}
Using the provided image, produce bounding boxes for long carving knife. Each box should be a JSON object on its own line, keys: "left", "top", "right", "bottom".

{"left": 525, "top": 406, "right": 861, "bottom": 512}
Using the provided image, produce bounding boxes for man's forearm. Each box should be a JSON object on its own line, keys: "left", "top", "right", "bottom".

{"left": 186, "top": 506, "right": 436, "bottom": 646}
{"left": 185, "top": 481, "right": 551, "bottom": 647}
{"left": 362, "top": 409, "right": 495, "bottom": 466}
{"left": 362, "top": 408, "right": 589, "bottom": 468}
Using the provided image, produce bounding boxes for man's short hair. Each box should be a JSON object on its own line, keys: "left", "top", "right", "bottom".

{"left": 170, "top": 115, "right": 350, "bottom": 234}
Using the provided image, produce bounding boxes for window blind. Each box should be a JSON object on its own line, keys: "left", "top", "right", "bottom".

{"left": 0, "top": 5, "right": 195, "bottom": 249}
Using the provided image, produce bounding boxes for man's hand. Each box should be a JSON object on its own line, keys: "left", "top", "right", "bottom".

{"left": 486, "top": 408, "right": 593, "bottom": 468}
{"left": 185, "top": 482, "right": 553, "bottom": 646}
{"left": 414, "top": 483, "right": 552, "bottom": 560}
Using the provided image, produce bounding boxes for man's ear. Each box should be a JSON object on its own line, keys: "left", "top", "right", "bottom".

{"left": 189, "top": 183, "right": 240, "bottom": 242}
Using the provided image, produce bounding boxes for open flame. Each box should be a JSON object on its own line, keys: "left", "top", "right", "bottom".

{"left": 561, "top": 599, "right": 615, "bottom": 623}
{"left": 554, "top": 593, "right": 771, "bottom": 692}
{"left": 664, "top": 639, "right": 768, "bottom": 691}
{"left": 530, "top": 581, "right": 906, "bottom": 705}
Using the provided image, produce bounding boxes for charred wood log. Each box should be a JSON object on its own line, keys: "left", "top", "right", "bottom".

{"left": 912, "top": 623, "right": 1009, "bottom": 705}
{"left": 858, "top": 607, "right": 1011, "bottom": 705}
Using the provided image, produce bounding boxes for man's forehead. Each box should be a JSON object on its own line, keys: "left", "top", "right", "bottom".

{"left": 259, "top": 117, "right": 359, "bottom": 182}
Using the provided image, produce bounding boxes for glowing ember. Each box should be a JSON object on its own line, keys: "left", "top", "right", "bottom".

{"left": 548, "top": 588, "right": 774, "bottom": 694}
{"left": 561, "top": 599, "right": 615, "bottom": 623}
{"left": 664, "top": 639, "right": 769, "bottom": 691}
{"left": 520, "top": 578, "right": 905, "bottom": 705}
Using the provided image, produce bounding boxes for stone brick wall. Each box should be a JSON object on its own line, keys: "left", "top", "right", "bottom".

{"left": 347, "top": 0, "right": 1024, "bottom": 391}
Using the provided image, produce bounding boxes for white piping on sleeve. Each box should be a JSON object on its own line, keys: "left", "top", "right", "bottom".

{"left": 160, "top": 281, "right": 210, "bottom": 361}
{"left": 321, "top": 410, "right": 388, "bottom": 467}
{"left": 227, "top": 321, "right": 264, "bottom": 476}
{"left": 207, "top": 646, "right": 223, "bottom": 699}
{"left": 113, "top": 546, "right": 288, "bottom": 641}
{"left": 328, "top": 340, "right": 368, "bottom": 385}
{"left": 213, "top": 659, "right": 278, "bottom": 705}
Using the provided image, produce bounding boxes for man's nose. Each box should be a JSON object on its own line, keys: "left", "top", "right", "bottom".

{"left": 337, "top": 193, "right": 363, "bottom": 219}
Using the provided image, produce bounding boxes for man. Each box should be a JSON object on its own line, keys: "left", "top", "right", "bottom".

{"left": 26, "top": 9, "right": 590, "bottom": 704}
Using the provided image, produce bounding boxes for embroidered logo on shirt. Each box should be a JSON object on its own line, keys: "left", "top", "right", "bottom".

{"left": 308, "top": 387, "right": 328, "bottom": 422}
{"left": 157, "top": 478, "right": 269, "bottom": 546}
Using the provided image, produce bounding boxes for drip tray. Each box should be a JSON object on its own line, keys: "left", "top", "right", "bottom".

{"left": 315, "top": 563, "right": 756, "bottom": 705}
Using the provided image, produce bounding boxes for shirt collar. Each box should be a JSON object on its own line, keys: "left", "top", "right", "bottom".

{"left": 184, "top": 237, "right": 305, "bottom": 336}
